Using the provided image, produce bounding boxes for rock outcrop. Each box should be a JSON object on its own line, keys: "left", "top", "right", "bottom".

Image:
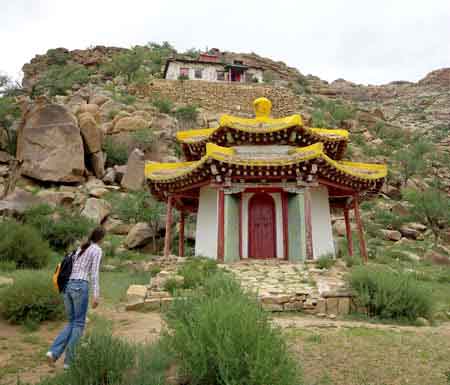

{"left": 17, "top": 103, "right": 85, "bottom": 183}
{"left": 121, "top": 149, "right": 145, "bottom": 191}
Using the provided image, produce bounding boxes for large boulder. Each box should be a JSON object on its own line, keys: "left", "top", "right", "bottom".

{"left": 36, "top": 190, "right": 76, "bottom": 207}
{"left": 78, "top": 112, "right": 102, "bottom": 154}
{"left": 17, "top": 103, "right": 85, "bottom": 183}
{"left": 112, "top": 116, "right": 149, "bottom": 133}
{"left": 81, "top": 198, "right": 111, "bottom": 224}
{"left": 380, "top": 229, "right": 402, "bottom": 241}
{"left": 90, "top": 151, "right": 106, "bottom": 179}
{"left": 121, "top": 149, "right": 145, "bottom": 191}
{"left": 125, "top": 222, "right": 154, "bottom": 249}
{"left": 0, "top": 188, "right": 45, "bottom": 215}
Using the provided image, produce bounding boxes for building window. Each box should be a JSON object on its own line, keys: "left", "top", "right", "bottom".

{"left": 179, "top": 67, "right": 189, "bottom": 79}
{"left": 216, "top": 71, "right": 225, "bottom": 81}
{"left": 194, "top": 69, "right": 203, "bottom": 79}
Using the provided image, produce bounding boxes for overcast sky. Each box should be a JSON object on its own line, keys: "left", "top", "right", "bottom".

{"left": 2, "top": 0, "right": 449, "bottom": 85}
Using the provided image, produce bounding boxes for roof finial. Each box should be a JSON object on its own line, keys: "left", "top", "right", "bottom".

{"left": 253, "top": 97, "right": 272, "bottom": 120}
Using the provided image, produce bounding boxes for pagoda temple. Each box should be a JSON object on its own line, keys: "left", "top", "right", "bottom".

{"left": 145, "top": 98, "right": 387, "bottom": 263}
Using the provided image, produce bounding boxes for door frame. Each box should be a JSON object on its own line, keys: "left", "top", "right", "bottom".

{"left": 248, "top": 192, "right": 277, "bottom": 259}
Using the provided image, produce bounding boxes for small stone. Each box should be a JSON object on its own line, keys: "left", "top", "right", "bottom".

{"left": 416, "top": 317, "right": 430, "bottom": 326}
{"left": 328, "top": 313, "right": 337, "bottom": 320}
{"left": 126, "top": 284, "right": 148, "bottom": 302}
{"left": 0, "top": 276, "right": 14, "bottom": 286}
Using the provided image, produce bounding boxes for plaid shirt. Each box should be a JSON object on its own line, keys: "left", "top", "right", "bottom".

{"left": 69, "top": 243, "right": 102, "bottom": 299}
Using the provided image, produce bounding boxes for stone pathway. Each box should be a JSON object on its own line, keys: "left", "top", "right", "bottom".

{"left": 221, "top": 260, "right": 352, "bottom": 315}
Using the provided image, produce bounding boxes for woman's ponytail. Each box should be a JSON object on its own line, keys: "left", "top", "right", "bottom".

{"left": 79, "top": 226, "right": 106, "bottom": 255}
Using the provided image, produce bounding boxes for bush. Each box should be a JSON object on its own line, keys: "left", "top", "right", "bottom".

{"left": 152, "top": 98, "right": 173, "bottom": 113}
{"left": 174, "top": 104, "right": 198, "bottom": 123}
{"left": 0, "top": 270, "right": 64, "bottom": 326}
{"left": 311, "top": 98, "right": 354, "bottom": 128}
{"left": 23, "top": 204, "right": 94, "bottom": 251}
{"left": 103, "top": 136, "right": 129, "bottom": 167}
{"left": 0, "top": 96, "right": 21, "bottom": 155}
{"left": 0, "top": 220, "right": 51, "bottom": 268}
{"left": 343, "top": 254, "right": 362, "bottom": 268}
{"left": 164, "top": 273, "right": 301, "bottom": 385}
{"left": 46, "top": 48, "right": 70, "bottom": 65}
{"left": 34, "top": 64, "right": 90, "bottom": 96}
{"left": 131, "top": 127, "right": 154, "bottom": 152}
{"left": 178, "top": 257, "right": 218, "bottom": 289}
{"left": 163, "top": 277, "right": 183, "bottom": 295}
{"left": 109, "top": 48, "right": 145, "bottom": 83}
{"left": 349, "top": 266, "right": 433, "bottom": 321}
{"left": 316, "top": 255, "right": 336, "bottom": 269}
{"left": 37, "top": 329, "right": 171, "bottom": 385}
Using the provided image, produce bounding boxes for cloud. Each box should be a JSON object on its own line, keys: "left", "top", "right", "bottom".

{"left": 1, "top": 0, "right": 449, "bottom": 84}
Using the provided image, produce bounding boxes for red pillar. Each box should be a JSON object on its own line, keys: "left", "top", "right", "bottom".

{"left": 353, "top": 197, "right": 368, "bottom": 263}
{"left": 164, "top": 196, "right": 173, "bottom": 257}
{"left": 238, "top": 193, "right": 243, "bottom": 259}
{"left": 282, "top": 191, "right": 289, "bottom": 260}
{"left": 217, "top": 189, "right": 225, "bottom": 262}
{"left": 343, "top": 207, "right": 353, "bottom": 257}
{"left": 178, "top": 211, "right": 185, "bottom": 258}
{"left": 304, "top": 189, "right": 313, "bottom": 260}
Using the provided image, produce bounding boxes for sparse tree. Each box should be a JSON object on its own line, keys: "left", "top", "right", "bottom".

{"left": 395, "top": 139, "right": 432, "bottom": 187}
{"left": 404, "top": 183, "right": 450, "bottom": 246}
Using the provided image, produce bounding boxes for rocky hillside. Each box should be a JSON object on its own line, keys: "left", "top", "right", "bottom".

{"left": 0, "top": 43, "right": 449, "bottom": 265}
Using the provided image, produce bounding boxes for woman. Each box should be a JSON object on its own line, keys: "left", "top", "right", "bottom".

{"left": 46, "top": 226, "right": 105, "bottom": 369}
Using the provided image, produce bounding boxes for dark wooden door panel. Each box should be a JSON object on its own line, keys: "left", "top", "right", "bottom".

{"left": 248, "top": 193, "right": 276, "bottom": 258}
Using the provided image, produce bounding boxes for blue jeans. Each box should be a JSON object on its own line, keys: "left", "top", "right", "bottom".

{"left": 49, "top": 279, "right": 89, "bottom": 365}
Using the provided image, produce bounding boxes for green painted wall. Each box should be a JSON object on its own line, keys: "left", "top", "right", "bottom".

{"left": 224, "top": 194, "right": 240, "bottom": 263}
{"left": 288, "top": 192, "right": 306, "bottom": 262}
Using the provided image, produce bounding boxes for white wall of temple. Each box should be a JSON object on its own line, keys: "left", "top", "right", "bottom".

{"left": 166, "top": 62, "right": 223, "bottom": 81}
{"left": 195, "top": 187, "right": 218, "bottom": 258}
{"left": 242, "top": 192, "right": 284, "bottom": 258}
{"left": 310, "top": 186, "right": 335, "bottom": 258}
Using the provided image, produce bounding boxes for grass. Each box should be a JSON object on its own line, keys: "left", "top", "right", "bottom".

{"left": 287, "top": 324, "right": 450, "bottom": 385}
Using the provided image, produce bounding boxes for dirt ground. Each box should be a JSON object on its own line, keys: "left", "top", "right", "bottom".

{"left": 1, "top": 308, "right": 449, "bottom": 385}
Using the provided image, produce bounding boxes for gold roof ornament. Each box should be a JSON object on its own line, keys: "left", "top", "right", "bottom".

{"left": 253, "top": 97, "right": 272, "bottom": 120}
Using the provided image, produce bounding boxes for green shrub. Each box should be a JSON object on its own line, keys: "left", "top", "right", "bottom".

{"left": 0, "top": 220, "right": 51, "bottom": 268}
{"left": 23, "top": 204, "right": 94, "bottom": 251}
{"left": 178, "top": 257, "right": 218, "bottom": 289}
{"left": 163, "top": 277, "right": 183, "bottom": 295}
{"left": 164, "top": 273, "right": 301, "bottom": 385}
{"left": 0, "top": 270, "right": 64, "bottom": 325}
{"left": 343, "top": 254, "right": 362, "bottom": 268}
{"left": 174, "top": 104, "right": 198, "bottom": 123}
{"left": 37, "top": 327, "right": 171, "bottom": 385}
{"left": 66, "top": 329, "right": 136, "bottom": 385}
{"left": 111, "top": 91, "right": 137, "bottom": 105}
{"left": 34, "top": 64, "right": 90, "bottom": 96}
{"left": 149, "top": 265, "right": 161, "bottom": 277}
{"left": 0, "top": 96, "right": 21, "bottom": 155}
{"left": 109, "top": 48, "right": 145, "bottom": 83}
{"left": 316, "top": 255, "right": 336, "bottom": 270}
{"left": 103, "top": 136, "right": 129, "bottom": 167}
{"left": 349, "top": 266, "right": 433, "bottom": 321}
{"left": 131, "top": 127, "right": 154, "bottom": 152}
{"left": 46, "top": 48, "right": 70, "bottom": 65}
{"left": 0, "top": 260, "right": 16, "bottom": 272}
{"left": 311, "top": 98, "right": 354, "bottom": 128}
{"left": 152, "top": 98, "right": 173, "bottom": 113}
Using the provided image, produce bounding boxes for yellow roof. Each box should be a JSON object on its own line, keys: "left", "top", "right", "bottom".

{"left": 145, "top": 142, "right": 387, "bottom": 183}
{"left": 176, "top": 125, "right": 349, "bottom": 144}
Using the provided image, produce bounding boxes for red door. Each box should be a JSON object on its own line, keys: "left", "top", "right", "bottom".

{"left": 248, "top": 193, "right": 276, "bottom": 258}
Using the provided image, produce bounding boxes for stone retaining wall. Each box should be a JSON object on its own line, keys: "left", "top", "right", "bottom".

{"left": 139, "top": 80, "right": 304, "bottom": 117}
